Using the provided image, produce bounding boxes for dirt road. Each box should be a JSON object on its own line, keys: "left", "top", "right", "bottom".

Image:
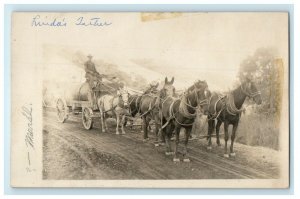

{"left": 43, "top": 109, "right": 280, "bottom": 180}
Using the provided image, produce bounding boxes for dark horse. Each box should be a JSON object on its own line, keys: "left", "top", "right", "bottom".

{"left": 161, "top": 80, "right": 209, "bottom": 162}
{"left": 207, "top": 78, "right": 262, "bottom": 157}
{"left": 139, "top": 77, "right": 176, "bottom": 142}
{"left": 123, "top": 94, "right": 142, "bottom": 128}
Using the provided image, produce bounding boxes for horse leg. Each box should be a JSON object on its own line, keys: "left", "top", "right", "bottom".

{"left": 121, "top": 114, "right": 126, "bottom": 134}
{"left": 230, "top": 123, "right": 238, "bottom": 157}
{"left": 154, "top": 119, "right": 160, "bottom": 146}
{"left": 155, "top": 114, "right": 162, "bottom": 142}
{"left": 104, "top": 116, "right": 108, "bottom": 131}
{"left": 115, "top": 113, "right": 120, "bottom": 135}
{"left": 141, "top": 122, "right": 143, "bottom": 132}
{"left": 223, "top": 122, "right": 229, "bottom": 158}
{"left": 207, "top": 119, "right": 215, "bottom": 150}
{"left": 173, "top": 126, "right": 181, "bottom": 162}
{"left": 141, "top": 116, "right": 145, "bottom": 134}
{"left": 99, "top": 109, "right": 105, "bottom": 133}
{"left": 216, "top": 120, "right": 222, "bottom": 146}
{"left": 160, "top": 129, "right": 165, "bottom": 145}
{"left": 183, "top": 127, "right": 192, "bottom": 162}
{"left": 130, "top": 119, "right": 134, "bottom": 129}
{"left": 149, "top": 124, "right": 153, "bottom": 133}
{"left": 123, "top": 117, "right": 127, "bottom": 127}
{"left": 164, "top": 124, "right": 173, "bottom": 155}
{"left": 159, "top": 118, "right": 166, "bottom": 146}
{"left": 142, "top": 116, "right": 149, "bottom": 141}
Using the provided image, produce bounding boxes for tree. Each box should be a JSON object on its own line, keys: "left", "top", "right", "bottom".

{"left": 238, "top": 47, "right": 283, "bottom": 116}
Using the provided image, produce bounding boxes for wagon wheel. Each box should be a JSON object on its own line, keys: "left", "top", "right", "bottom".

{"left": 82, "top": 107, "right": 94, "bottom": 130}
{"left": 56, "top": 98, "right": 68, "bottom": 123}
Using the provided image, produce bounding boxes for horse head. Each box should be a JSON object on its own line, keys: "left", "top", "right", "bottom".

{"left": 146, "top": 81, "right": 159, "bottom": 94}
{"left": 189, "top": 80, "right": 210, "bottom": 114}
{"left": 161, "top": 77, "right": 176, "bottom": 98}
{"left": 241, "top": 78, "right": 262, "bottom": 105}
{"left": 118, "top": 90, "right": 129, "bottom": 109}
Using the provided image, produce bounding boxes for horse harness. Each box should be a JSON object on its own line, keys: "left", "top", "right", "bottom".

{"left": 128, "top": 95, "right": 141, "bottom": 115}
{"left": 161, "top": 86, "right": 208, "bottom": 128}
{"left": 100, "top": 95, "right": 120, "bottom": 114}
{"left": 138, "top": 93, "right": 161, "bottom": 118}
{"left": 208, "top": 84, "right": 261, "bottom": 118}
{"left": 207, "top": 94, "right": 226, "bottom": 120}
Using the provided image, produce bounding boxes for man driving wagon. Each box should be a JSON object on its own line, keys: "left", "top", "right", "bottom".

{"left": 83, "top": 54, "right": 103, "bottom": 109}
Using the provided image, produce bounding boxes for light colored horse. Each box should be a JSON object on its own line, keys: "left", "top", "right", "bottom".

{"left": 97, "top": 90, "right": 129, "bottom": 134}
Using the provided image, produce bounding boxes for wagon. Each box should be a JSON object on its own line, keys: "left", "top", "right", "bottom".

{"left": 55, "top": 80, "right": 118, "bottom": 130}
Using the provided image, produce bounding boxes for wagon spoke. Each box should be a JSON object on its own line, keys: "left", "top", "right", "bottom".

{"left": 82, "top": 107, "right": 93, "bottom": 130}
{"left": 56, "top": 98, "right": 68, "bottom": 123}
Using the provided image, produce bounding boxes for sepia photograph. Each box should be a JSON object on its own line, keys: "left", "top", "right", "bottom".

{"left": 10, "top": 12, "right": 289, "bottom": 188}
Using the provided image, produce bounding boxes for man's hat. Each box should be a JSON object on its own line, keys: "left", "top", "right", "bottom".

{"left": 87, "top": 54, "right": 93, "bottom": 58}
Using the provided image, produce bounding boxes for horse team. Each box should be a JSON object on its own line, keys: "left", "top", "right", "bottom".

{"left": 97, "top": 77, "right": 262, "bottom": 162}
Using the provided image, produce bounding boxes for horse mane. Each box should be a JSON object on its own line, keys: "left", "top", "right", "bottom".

{"left": 178, "top": 94, "right": 197, "bottom": 119}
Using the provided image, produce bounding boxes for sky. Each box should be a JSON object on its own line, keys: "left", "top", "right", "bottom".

{"left": 34, "top": 12, "right": 289, "bottom": 91}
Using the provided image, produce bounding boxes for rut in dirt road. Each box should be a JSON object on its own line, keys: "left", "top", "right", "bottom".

{"left": 43, "top": 110, "right": 279, "bottom": 180}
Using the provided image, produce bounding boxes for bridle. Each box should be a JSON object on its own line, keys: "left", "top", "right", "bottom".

{"left": 117, "top": 91, "right": 129, "bottom": 108}
{"left": 184, "top": 84, "right": 209, "bottom": 111}
{"left": 240, "top": 82, "right": 261, "bottom": 99}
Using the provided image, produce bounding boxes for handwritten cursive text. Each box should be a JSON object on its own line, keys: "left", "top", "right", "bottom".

{"left": 31, "top": 15, "right": 67, "bottom": 27}
{"left": 75, "top": 17, "right": 112, "bottom": 27}
{"left": 22, "top": 104, "right": 34, "bottom": 149}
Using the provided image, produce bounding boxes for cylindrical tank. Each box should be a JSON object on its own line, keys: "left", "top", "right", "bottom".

{"left": 64, "top": 82, "right": 92, "bottom": 105}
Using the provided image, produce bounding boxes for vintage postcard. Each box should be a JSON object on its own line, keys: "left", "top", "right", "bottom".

{"left": 11, "top": 12, "right": 289, "bottom": 188}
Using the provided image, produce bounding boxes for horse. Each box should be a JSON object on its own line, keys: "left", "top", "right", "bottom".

{"left": 97, "top": 89, "right": 130, "bottom": 135}
{"left": 206, "top": 78, "right": 262, "bottom": 157}
{"left": 161, "top": 80, "right": 210, "bottom": 162}
{"left": 139, "top": 77, "right": 176, "bottom": 142}
{"left": 123, "top": 94, "right": 141, "bottom": 129}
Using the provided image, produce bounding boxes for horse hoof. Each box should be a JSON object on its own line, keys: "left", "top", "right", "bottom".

{"left": 207, "top": 146, "right": 212, "bottom": 150}
{"left": 183, "top": 158, "right": 190, "bottom": 163}
{"left": 122, "top": 132, "right": 126, "bottom": 135}
{"left": 173, "top": 158, "right": 180, "bottom": 162}
{"left": 224, "top": 154, "right": 229, "bottom": 158}
{"left": 165, "top": 152, "right": 173, "bottom": 156}
{"left": 230, "top": 152, "right": 236, "bottom": 157}
{"left": 116, "top": 132, "right": 120, "bottom": 135}
{"left": 154, "top": 143, "right": 160, "bottom": 147}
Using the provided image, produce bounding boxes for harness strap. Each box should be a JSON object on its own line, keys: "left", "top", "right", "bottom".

{"left": 208, "top": 94, "right": 226, "bottom": 120}
{"left": 226, "top": 93, "right": 245, "bottom": 116}
{"left": 162, "top": 98, "right": 195, "bottom": 128}
{"left": 161, "top": 99, "right": 177, "bottom": 129}
{"left": 241, "top": 83, "right": 261, "bottom": 98}
{"left": 138, "top": 97, "right": 157, "bottom": 118}
{"left": 101, "top": 96, "right": 118, "bottom": 113}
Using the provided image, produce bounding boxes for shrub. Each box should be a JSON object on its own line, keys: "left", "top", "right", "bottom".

{"left": 192, "top": 113, "right": 279, "bottom": 150}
